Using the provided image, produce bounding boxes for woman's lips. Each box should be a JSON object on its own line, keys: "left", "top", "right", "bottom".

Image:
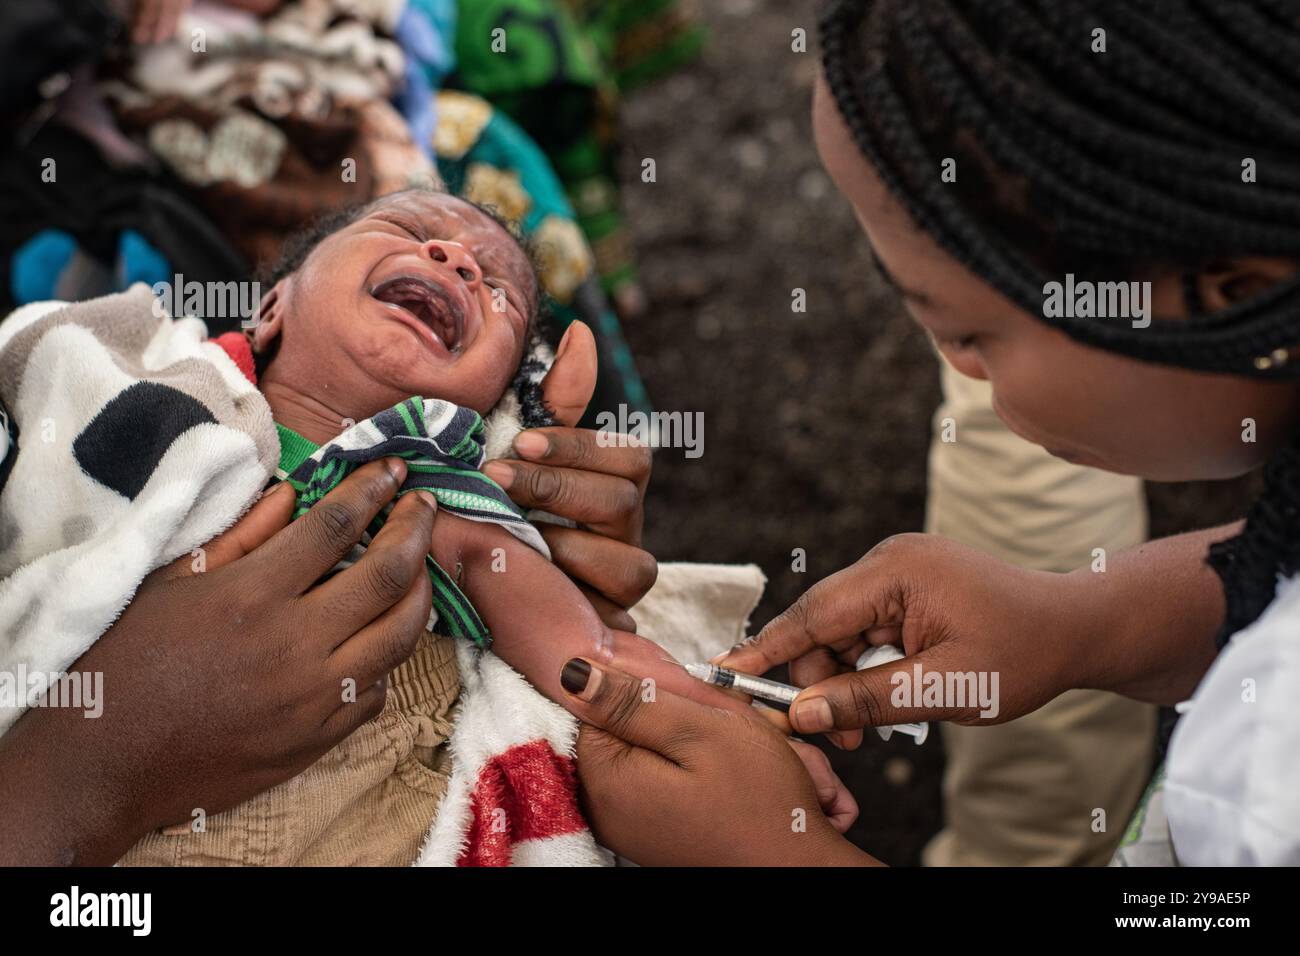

{"left": 1046, "top": 447, "right": 1084, "bottom": 464}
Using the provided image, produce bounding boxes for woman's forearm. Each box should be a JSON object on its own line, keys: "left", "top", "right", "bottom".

{"left": 1065, "top": 521, "right": 1238, "bottom": 706}
{"left": 0, "top": 708, "right": 146, "bottom": 866}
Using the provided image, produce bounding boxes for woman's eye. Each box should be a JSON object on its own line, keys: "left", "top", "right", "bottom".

{"left": 937, "top": 334, "right": 977, "bottom": 351}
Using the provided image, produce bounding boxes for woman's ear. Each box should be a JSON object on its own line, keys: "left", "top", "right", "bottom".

{"left": 251, "top": 279, "right": 289, "bottom": 353}
{"left": 1197, "top": 257, "right": 1299, "bottom": 313}
{"left": 540, "top": 321, "right": 598, "bottom": 427}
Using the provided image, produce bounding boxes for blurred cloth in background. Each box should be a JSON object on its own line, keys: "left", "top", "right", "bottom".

{"left": 451, "top": 0, "right": 705, "bottom": 317}
{"left": 0, "top": 0, "right": 658, "bottom": 418}
{"left": 105, "top": 0, "right": 437, "bottom": 270}
{"left": 0, "top": 1, "right": 250, "bottom": 313}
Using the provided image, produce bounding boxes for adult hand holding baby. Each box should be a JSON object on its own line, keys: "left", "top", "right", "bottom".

{"left": 483, "top": 322, "right": 657, "bottom": 632}
{"left": 0, "top": 459, "right": 436, "bottom": 865}
{"left": 563, "top": 658, "right": 875, "bottom": 866}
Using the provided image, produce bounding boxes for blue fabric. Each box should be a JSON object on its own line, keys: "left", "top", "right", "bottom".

{"left": 116, "top": 230, "right": 171, "bottom": 290}
{"left": 10, "top": 228, "right": 173, "bottom": 307}
{"left": 11, "top": 229, "right": 76, "bottom": 304}
{"left": 395, "top": 0, "right": 459, "bottom": 159}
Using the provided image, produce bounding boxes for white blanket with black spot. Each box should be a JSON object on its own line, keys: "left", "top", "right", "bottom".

{"left": 0, "top": 285, "right": 279, "bottom": 735}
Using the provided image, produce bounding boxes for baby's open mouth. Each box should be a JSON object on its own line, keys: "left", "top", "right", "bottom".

{"left": 371, "top": 274, "right": 466, "bottom": 352}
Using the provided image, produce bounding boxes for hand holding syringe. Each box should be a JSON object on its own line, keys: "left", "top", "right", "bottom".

{"left": 852, "top": 644, "right": 929, "bottom": 744}
{"left": 686, "top": 644, "right": 928, "bottom": 745}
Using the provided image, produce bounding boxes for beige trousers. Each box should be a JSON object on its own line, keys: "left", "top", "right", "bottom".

{"left": 119, "top": 631, "right": 461, "bottom": 866}
{"left": 922, "top": 361, "right": 1156, "bottom": 866}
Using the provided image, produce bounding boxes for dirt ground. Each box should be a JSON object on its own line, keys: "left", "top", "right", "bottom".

{"left": 612, "top": 0, "right": 1258, "bottom": 864}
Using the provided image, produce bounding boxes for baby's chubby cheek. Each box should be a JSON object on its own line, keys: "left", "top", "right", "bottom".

{"left": 337, "top": 334, "right": 497, "bottom": 413}
{"left": 344, "top": 338, "right": 437, "bottom": 404}
{"left": 427, "top": 362, "right": 513, "bottom": 415}
{"left": 447, "top": 339, "right": 527, "bottom": 414}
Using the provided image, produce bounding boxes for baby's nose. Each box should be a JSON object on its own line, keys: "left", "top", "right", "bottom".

{"left": 422, "top": 239, "right": 481, "bottom": 285}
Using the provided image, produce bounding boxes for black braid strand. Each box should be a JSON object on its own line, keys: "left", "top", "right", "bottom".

{"left": 821, "top": 0, "right": 1300, "bottom": 642}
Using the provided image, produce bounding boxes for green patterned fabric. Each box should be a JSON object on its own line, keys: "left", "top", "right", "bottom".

{"left": 450, "top": 0, "right": 704, "bottom": 299}
{"left": 273, "top": 397, "right": 547, "bottom": 648}
{"left": 568, "top": 0, "right": 707, "bottom": 91}
{"left": 1110, "top": 764, "right": 1178, "bottom": 867}
{"left": 451, "top": 0, "right": 628, "bottom": 292}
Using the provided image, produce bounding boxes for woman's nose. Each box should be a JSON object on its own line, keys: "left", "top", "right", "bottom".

{"left": 422, "top": 239, "right": 481, "bottom": 285}
{"left": 942, "top": 345, "right": 988, "bottom": 381}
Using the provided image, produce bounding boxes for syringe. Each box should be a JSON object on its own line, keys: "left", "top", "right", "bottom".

{"left": 684, "top": 655, "right": 929, "bottom": 745}
{"left": 855, "top": 645, "right": 929, "bottom": 745}
{"left": 684, "top": 662, "right": 800, "bottom": 706}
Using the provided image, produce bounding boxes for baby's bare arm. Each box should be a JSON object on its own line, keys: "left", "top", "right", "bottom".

{"left": 428, "top": 514, "right": 751, "bottom": 714}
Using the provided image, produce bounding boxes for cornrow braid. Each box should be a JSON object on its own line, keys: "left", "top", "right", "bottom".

{"left": 821, "top": 0, "right": 1300, "bottom": 642}
{"left": 822, "top": 0, "right": 1300, "bottom": 375}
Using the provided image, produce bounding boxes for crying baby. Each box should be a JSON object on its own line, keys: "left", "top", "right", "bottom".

{"left": 242, "top": 187, "right": 743, "bottom": 724}
{"left": 0, "top": 186, "right": 838, "bottom": 864}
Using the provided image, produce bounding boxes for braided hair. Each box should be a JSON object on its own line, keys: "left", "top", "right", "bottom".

{"left": 821, "top": 0, "right": 1300, "bottom": 643}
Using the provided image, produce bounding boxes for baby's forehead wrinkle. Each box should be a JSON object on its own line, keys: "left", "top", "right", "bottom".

{"left": 365, "top": 190, "right": 540, "bottom": 307}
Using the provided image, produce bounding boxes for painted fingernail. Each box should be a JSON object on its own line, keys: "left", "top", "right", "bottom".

{"left": 561, "top": 658, "right": 592, "bottom": 695}
{"left": 792, "top": 696, "right": 834, "bottom": 733}
{"left": 513, "top": 431, "right": 549, "bottom": 460}
{"left": 482, "top": 461, "right": 514, "bottom": 489}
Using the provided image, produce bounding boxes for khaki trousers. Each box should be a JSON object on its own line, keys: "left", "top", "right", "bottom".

{"left": 922, "top": 361, "right": 1156, "bottom": 866}
{"left": 119, "top": 631, "right": 461, "bottom": 866}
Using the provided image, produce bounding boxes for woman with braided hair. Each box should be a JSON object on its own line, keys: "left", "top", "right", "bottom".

{"left": 561, "top": 0, "right": 1300, "bottom": 866}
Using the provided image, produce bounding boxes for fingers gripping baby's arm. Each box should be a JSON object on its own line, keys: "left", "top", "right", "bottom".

{"left": 429, "top": 514, "right": 611, "bottom": 703}
{"left": 429, "top": 516, "right": 753, "bottom": 717}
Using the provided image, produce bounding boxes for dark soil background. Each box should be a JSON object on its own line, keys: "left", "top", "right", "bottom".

{"left": 611, "top": 0, "right": 1258, "bottom": 864}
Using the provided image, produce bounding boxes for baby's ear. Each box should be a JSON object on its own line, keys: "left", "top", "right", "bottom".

{"left": 540, "top": 321, "right": 597, "bottom": 427}
{"left": 251, "top": 279, "right": 289, "bottom": 353}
